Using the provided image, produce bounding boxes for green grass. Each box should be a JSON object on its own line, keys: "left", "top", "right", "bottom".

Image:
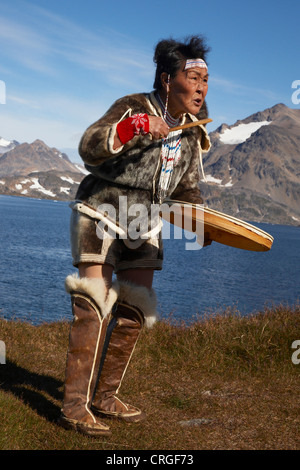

{"left": 0, "top": 304, "right": 299, "bottom": 450}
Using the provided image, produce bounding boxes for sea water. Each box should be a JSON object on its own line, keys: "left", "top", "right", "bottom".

{"left": 0, "top": 195, "right": 299, "bottom": 324}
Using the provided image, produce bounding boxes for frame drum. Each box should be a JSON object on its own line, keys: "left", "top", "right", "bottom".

{"left": 160, "top": 200, "right": 274, "bottom": 252}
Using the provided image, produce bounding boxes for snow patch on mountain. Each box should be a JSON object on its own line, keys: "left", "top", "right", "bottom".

{"left": 60, "top": 176, "right": 80, "bottom": 184}
{"left": 60, "top": 187, "right": 71, "bottom": 195}
{"left": 75, "top": 164, "right": 90, "bottom": 175}
{"left": 203, "top": 175, "right": 223, "bottom": 184}
{"left": 0, "top": 138, "right": 11, "bottom": 147}
{"left": 201, "top": 174, "right": 234, "bottom": 187}
{"left": 219, "top": 121, "right": 272, "bottom": 145}
{"left": 29, "top": 178, "right": 56, "bottom": 197}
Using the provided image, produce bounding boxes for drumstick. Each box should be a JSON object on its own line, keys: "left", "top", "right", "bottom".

{"left": 170, "top": 118, "right": 212, "bottom": 132}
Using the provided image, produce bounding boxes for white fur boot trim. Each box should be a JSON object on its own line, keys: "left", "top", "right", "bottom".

{"left": 118, "top": 281, "right": 158, "bottom": 328}
{"left": 65, "top": 273, "right": 119, "bottom": 319}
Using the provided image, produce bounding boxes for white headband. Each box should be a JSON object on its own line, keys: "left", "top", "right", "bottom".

{"left": 185, "top": 58, "right": 208, "bottom": 70}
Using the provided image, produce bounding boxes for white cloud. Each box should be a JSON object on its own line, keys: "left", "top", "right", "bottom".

{"left": 0, "top": 3, "right": 153, "bottom": 89}
{"left": 0, "top": 15, "right": 56, "bottom": 75}
{"left": 0, "top": 111, "right": 81, "bottom": 148}
{"left": 2, "top": 90, "right": 115, "bottom": 148}
{"left": 8, "top": 95, "right": 41, "bottom": 109}
{"left": 209, "top": 75, "right": 280, "bottom": 101}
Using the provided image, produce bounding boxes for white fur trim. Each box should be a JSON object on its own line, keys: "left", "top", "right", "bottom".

{"left": 107, "top": 122, "right": 125, "bottom": 154}
{"left": 65, "top": 273, "right": 119, "bottom": 319}
{"left": 118, "top": 280, "right": 158, "bottom": 328}
{"left": 107, "top": 108, "right": 133, "bottom": 154}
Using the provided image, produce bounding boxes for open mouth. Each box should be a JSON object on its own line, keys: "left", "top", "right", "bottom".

{"left": 193, "top": 98, "right": 202, "bottom": 107}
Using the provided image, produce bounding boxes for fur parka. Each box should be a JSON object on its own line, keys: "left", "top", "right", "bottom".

{"left": 75, "top": 91, "right": 211, "bottom": 232}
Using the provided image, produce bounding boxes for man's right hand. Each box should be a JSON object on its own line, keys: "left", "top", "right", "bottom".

{"left": 148, "top": 116, "right": 169, "bottom": 140}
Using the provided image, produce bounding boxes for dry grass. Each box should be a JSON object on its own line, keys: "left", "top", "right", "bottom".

{"left": 0, "top": 304, "right": 299, "bottom": 450}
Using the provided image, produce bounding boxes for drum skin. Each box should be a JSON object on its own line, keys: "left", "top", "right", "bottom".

{"left": 160, "top": 200, "right": 274, "bottom": 252}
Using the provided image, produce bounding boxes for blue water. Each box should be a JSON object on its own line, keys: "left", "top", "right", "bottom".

{"left": 0, "top": 195, "right": 299, "bottom": 324}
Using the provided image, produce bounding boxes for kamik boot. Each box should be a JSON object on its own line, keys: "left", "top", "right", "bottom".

{"left": 58, "top": 273, "right": 119, "bottom": 437}
{"left": 92, "top": 281, "right": 157, "bottom": 422}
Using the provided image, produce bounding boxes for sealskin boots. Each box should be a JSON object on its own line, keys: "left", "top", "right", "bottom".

{"left": 58, "top": 274, "right": 119, "bottom": 437}
{"left": 92, "top": 281, "right": 157, "bottom": 423}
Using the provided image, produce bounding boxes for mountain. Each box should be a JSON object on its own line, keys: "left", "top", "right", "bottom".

{"left": 0, "top": 137, "right": 19, "bottom": 154}
{"left": 0, "top": 139, "right": 88, "bottom": 201}
{"left": 0, "top": 139, "right": 81, "bottom": 177}
{"left": 60, "top": 147, "right": 82, "bottom": 164}
{"left": 1, "top": 103, "right": 300, "bottom": 225}
{"left": 200, "top": 103, "right": 300, "bottom": 226}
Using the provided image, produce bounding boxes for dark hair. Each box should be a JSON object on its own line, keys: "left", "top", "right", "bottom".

{"left": 153, "top": 35, "right": 210, "bottom": 90}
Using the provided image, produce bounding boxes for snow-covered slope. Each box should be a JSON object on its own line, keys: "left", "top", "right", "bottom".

{"left": 201, "top": 103, "right": 300, "bottom": 225}
{"left": 219, "top": 121, "right": 272, "bottom": 145}
{"left": 0, "top": 137, "right": 19, "bottom": 154}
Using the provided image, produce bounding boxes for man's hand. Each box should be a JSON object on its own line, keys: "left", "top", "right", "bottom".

{"left": 113, "top": 114, "right": 169, "bottom": 150}
{"left": 148, "top": 116, "right": 169, "bottom": 140}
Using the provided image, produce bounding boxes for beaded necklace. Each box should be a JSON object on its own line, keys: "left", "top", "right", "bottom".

{"left": 156, "top": 91, "right": 182, "bottom": 204}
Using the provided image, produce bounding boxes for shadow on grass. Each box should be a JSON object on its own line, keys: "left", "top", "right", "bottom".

{"left": 0, "top": 359, "right": 63, "bottom": 422}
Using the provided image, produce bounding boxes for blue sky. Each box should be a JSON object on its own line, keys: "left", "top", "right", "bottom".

{"left": 0, "top": 0, "right": 299, "bottom": 161}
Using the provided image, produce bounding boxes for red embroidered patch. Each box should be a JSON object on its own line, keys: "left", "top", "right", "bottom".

{"left": 117, "top": 113, "right": 149, "bottom": 144}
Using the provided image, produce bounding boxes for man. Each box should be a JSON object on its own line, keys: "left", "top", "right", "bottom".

{"left": 59, "top": 35, "right": 211, "bottom": 436}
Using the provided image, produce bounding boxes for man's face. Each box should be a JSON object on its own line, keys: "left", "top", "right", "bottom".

{"left": 167, "top": 66, "right": 209, "bottom": 118}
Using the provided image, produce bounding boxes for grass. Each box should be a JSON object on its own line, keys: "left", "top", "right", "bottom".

{"left": 0, "top": 304, "right": 299, "bottom": 450}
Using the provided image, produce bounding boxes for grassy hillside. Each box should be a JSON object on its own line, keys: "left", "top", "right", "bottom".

{"left": 0, "top": 305, "right": 299, "bottom": 450}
